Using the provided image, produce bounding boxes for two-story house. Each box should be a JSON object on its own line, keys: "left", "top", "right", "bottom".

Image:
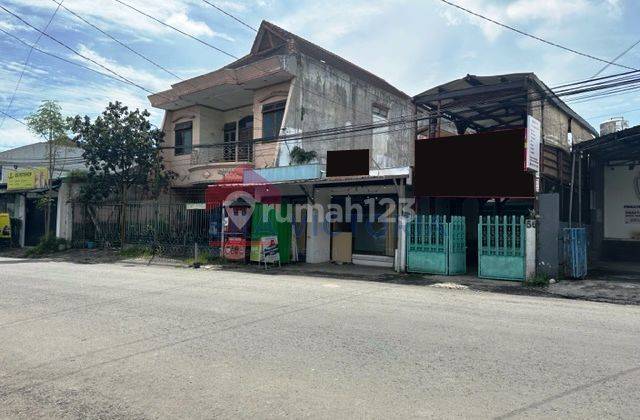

{"left": 149, "top": 21, "right": 415, "bottom": 268}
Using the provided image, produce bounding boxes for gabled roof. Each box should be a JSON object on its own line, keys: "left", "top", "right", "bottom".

{"left": 225, "top": 21, "right": 410, "bottom": 100}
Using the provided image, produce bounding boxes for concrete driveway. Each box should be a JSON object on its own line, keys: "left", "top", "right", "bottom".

{"left": 1, "top": 257, "right": 639, "bottom": 418}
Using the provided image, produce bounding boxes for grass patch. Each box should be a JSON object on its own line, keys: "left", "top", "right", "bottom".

{"left": 26, "top": 234, "right": 69, "bottom": 257}
{"left": 118, "top": 245, "right": 153, "bottom": 258}
{"left": 184, "top": 254, "right": 223, "bottom": 267}
{"left": 524, "top": 274, "right": 550, "bottom": 287}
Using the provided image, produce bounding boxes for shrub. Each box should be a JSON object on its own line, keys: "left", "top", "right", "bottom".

{"left": 118, "top": 245, "right": 153, "bottom": 258}
{"left": 26, "top": 234, "right": 69, "bottom": 257}
{"left": 524, "top": 274, "right": 550, "bottom": 287}
{"left": 289, "top": 146, "right": 317, "bottom": 165}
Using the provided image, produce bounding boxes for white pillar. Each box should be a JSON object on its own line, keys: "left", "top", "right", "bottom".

{"left": 56, "top": 181, "right": 73, "bottom": 240}
{"left": 16, "top": 194, "right": 26, "bottom": 247}
{"left": 305, "top": 189, "right": 331, "bottom": 263}
{"left": 526, "top": 220, "right": 537, "bottom": 279}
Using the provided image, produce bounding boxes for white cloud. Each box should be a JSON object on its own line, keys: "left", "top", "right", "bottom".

{"left": 0, "top": 20, "right": 18, "bottom": 31}
{"left": 439, "top": 0, "right": 594, "bottom": 42}
{"left": 73, "top": 44, "right": 175, "bottom": 92}
{"left": 4, "top": 0, "right": 233, "bottom": 40}
{"left": 165, "top": 12, "right": 234, "bottom": 41}
{"left": 0, "top": 119, "right": 41, "bottom": 150}
{"left": 505, "top": 0, "right": 589, "bottom": 22}
{"left": 276, "top": 0, "right": 394, "bottom": 44}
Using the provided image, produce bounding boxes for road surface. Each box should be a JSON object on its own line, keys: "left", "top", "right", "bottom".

{"left": 0, "top": 258, "right": 639, "bottom": 418}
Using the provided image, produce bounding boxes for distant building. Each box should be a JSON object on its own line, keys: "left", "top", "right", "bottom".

{"left": 599, "top": 117, "right": 629, "bottom": 136}
{"left": 0, "top": 142, "right": 85, "bottom": 246}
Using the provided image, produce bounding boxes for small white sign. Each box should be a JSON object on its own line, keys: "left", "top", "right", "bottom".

{"left": 526, "top": 115, "right": 541, "bottom": 173}
{"left": 186, "top": 203, "right": 206, "bottom": 210}
{"left": 260, "top": 235, "right": 280, "bottom": 264}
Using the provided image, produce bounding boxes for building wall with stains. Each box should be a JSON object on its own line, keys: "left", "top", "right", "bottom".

{"left": 255, "top": 53, "right": 415, "bottom": 170}
{"left": 529, "top": 96, "right": 595, "bottom": 152}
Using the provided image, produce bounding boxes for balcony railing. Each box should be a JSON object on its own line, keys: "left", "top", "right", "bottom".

{"left": 190, "top": 142, "right": 253, "bottom": 166}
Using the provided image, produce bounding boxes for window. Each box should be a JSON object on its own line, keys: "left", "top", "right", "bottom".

{"left": 372, "top": 104, "right": 389, "bottom": 167}
{"left": 174, "top": 121, "right": 192, "bottom": 156}
{"left": 238, "top": 116, "right": 253, "bottom": 161}
{"left": 262, "top": 101, "right": 285, "bottom": 140}
{"left": 223, "top": 122, "right": 236, "bottom": 162}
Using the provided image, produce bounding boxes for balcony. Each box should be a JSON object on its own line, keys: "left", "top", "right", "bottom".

{"left": 190, "top": 142, "right": 253, "bottom": 166}
{"left": 186, "top": 142, "right": 253, "bottom": 184}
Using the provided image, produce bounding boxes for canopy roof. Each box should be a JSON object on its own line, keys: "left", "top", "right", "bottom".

{"left": 574, "top": 125, "right": 640, "bottom": 163}
{"left": 414, "top": 73, "right": 597, "bottom": 136}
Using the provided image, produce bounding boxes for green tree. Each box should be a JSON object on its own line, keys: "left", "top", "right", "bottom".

{"left": 25, "top": 100, "right": 71, "bottom": 236}
{"left": 70, "top": 101, "right": 171, "bottom": 246}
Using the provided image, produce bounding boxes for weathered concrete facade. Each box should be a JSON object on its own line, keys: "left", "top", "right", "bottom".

{"left": 151, "top": 21, "right": 414, "bottom": 192}
{"left": 529, "top": 94, "right": 595, "bottom": 151}
{"left": 272, "top": 54, "right": 414, "bottom": 170}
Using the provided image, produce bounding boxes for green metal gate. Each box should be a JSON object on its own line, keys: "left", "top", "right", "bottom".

{"left": 478, "top": 215, "right": 526, "bottom": 281}
{"left": 407, "top": 215, "right": 466, "bottom": 275}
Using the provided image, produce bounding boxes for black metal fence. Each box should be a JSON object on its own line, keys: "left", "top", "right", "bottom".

{"left": 71, "top": 202, "right": 216, "bottom": 257}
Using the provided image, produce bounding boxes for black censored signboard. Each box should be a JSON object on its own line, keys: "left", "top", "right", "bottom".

{"left": 414, "top": 128, "right": 534, "bottom": 198}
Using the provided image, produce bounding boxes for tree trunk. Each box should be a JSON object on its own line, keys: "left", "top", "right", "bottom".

{"left": 45, "top": 130, "right": 53, "bottom": 237}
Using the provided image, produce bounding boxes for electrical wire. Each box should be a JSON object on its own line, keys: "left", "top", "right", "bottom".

{"left": 0, "top": 4, "right": 158, "bottom": 95}
{"left": 0, "top": 28, "right": 138, "bottom": 85}
{"left": 591, "top": 38, "right": 640, "bottom": 78}
{"left": 113, "top": 0, "right": 412, "bottom": 127}
{"left": 437, "top": 0, "right": 639, "bottom": 72}
{"left": 49, "top": 0, "right": 182, "bottom": 80}
{"left": 196, "top": 0, "right": 414, "bottom": 115}
{"left": 0, "top": 1, "right": 63, "bottom": 129}
{"left": 200, "top": 0, "right": 257, "bottom": 32}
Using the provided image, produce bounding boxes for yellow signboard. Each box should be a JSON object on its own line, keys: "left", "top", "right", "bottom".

{"left": 7, "top": 167, "right": 49, "bottom": 191}
{"left": 0, "top": 213, "right": 10, "bottom": 239}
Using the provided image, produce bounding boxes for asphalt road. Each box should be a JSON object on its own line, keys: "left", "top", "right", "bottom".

{"left": 1, "top": 258, "right": 639, "bottom": 419}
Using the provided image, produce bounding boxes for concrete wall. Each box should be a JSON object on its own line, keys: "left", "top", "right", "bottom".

{"left": 253, "top": 81, "right": 292, "bottom": 168}
{"left": 258, "top": 53, "right": 415, "bottom": 170}
{"left": 162, "top": 104, "right": 254, "bottom": 187}
{"left": 529, "top": 97, "right": 595, "bottom": 151}
{"left": 161, "top": 106, "right": 200, "bottom": 187}
{"left": 161, "top": 52, "right": 414, "bottom": 186}
{"left": 0, "top": 143, "right": 85, "bottom": 183}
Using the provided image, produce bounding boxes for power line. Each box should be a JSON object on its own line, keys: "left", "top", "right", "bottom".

{"left": 200, "top": 0, "right": 257, "bottom": 32}
{"left": 114, "top": 0, "right": 415, "bottom": 128}
{"left": 112, "top": 0, "right": 237, "bottom": 60}
{"left": 437, "top": 0, "right": 639, "bottom": 72}
{"left": 0, "top": 1, "right": 63, "bottom": 130}
{"left": 50, "top": 0, "right": 245, "bottom": 114}
{"left": 586, "top": 107, "right": 640, "bottom": 120}
{"left": 49, "top": 0, "right": 182, "bottom": 80}
{"left": 196, "top": 1, "right": 414, "bottom": 116}
{"left": 0, "top": 28, "right": 137, "bottom": 85}
{"left": 0, "top": 4, "right": 158, "bottom": 95}
{"left": 0, "top": 108, "right": 30, "bottom": 128}
{"left": 591, "top": 38, "right": 640, "bottom": 78}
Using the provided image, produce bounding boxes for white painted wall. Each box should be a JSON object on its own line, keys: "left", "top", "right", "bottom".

{"left": 56, "top": 181, "right": 74, "bottom": 240}
{"left": 526, "top": 223, "right": 537, "bottom": 279}
{"left": 305, "top": 188, "right": 331, "bottom": 263}
{"left": 604, "top": 165, "right": 640, "bottom": 240}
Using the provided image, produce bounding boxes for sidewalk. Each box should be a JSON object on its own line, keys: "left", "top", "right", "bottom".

{"left": 251, "top": 262, "right": 640, "bottom": 305}
{"left": 546, "top": 261, "right": 640, "bottom": 305}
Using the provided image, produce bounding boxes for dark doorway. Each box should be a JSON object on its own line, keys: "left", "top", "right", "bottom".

{"left": 25, "top": 197, "right": 57, "bottom": 246}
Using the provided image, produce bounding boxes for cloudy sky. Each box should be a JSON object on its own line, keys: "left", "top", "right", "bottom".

{"left": 0, "top": 0, "right": 638, "bottom": 149}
